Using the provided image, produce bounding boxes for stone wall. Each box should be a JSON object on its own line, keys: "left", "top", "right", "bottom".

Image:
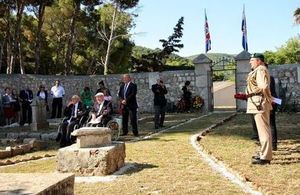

{"left": 269, "top": 64, "right": 300, "bottom": 109}
{"left": 0, "top": 71, "right": 197, "bottom": 113}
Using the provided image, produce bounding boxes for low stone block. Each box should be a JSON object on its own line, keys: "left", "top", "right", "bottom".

{"left": 57, "top": 142, "right": 126, "bottom": 176}
{"left": 41, "top": 132, "right": 57, "bottom": 141}
{"left": 0, "top": 139, "right": 10, "bottom": 145}
{"left": 23, "top": 138, "right": 36, "bottom": 144}
{"left": 11, "top": 147, "right": 24, "bottom": 156}
{"left": 71, "top": 127, "right": 111, "bottom": 148}
{"left": 30, "top": 139, "right": 47, "bottom": 150}
{"left": 0, "top": 173, "right": 74, "bottom": 195}
{"left": 0, "top": 150, "right": 11, "bottom": 159}
{"left": 19, "top": 144, "right": 32, "bottom": 153}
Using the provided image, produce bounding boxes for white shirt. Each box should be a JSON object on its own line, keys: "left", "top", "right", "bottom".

{"left": 97, "top": 101, "right": 104, "bottom": 115}
{"left": 51, "top": 85, "right": 65, "bottom": 98}
{"left": 74, "top": 102, "right": 78, "bottom": 118}
{"left": 39, "top": 91, "right": 46, "bottom": 100}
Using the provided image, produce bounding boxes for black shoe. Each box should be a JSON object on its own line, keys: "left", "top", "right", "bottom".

{"left": 133, "top": 133, "right": 139, "bottom": 137}
{"left": 159, "top": 125, "right": 165, "bottom": 128}
{"left": 251, "top": 159, "right": 270, "bottom": 165}
{"left": 272, "top": 144, "right": 277, "bottom": 151}
{"left": 120, "top": 133, "right": 128, "bottom": 136}
{"left": 55, "top": 133, "right": 62, "bottom": 142}
{"left": 251, "top": 155, "right": 260, "bottom": 160}
{"left": 251, "top": 136, "right": 259, "bottom": 140}
{"left": 155, "top": 126, "right": 159, "bottom": 129}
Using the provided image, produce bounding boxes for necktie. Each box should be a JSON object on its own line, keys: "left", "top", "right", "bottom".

{"left": 124, "top": 83, "right": 129, "bottom": 98}
{"left": 72, "top": 106, "right": 75, "bottom": 117}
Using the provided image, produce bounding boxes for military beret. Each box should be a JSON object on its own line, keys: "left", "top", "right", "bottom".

{"left": 251, "top": 53, "right": 265, "bottom": 62}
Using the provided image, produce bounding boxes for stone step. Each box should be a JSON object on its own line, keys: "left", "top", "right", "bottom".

{"left": 0, "top": 173, "right": 74, "bottom": 195}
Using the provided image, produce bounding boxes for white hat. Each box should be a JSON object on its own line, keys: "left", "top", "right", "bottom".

{"left": 95, "top": 92, "right": 104, "bottom": 97}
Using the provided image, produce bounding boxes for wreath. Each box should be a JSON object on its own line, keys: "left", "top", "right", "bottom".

{"left": 192, "top": 95, "right": 204, "bottom": 109}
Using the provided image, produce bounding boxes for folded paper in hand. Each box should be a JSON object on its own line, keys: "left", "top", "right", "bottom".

{"left": 272, "top": 97, "right": 282, "bottom": 105}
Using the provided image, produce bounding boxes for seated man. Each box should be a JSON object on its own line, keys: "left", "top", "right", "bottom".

{"left": 88, "top": 92, "right": 112, "bottom": 127}
{"left": 58, "top": 95, "right": 85, "bottom": 147}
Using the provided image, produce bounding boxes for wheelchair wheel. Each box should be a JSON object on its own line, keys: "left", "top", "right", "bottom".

{"left": 73, "top": 124, "right": 80, "bottom": 130}
{"left": 107, "top": 120, "right": 120, "bottom": 141}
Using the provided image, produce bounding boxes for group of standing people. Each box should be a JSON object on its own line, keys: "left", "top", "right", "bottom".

{"left": 0, "top": 80, "right": 64, "bottom": 127}
{"left": 1, "top": 86, "right": 34, "bottom": 126}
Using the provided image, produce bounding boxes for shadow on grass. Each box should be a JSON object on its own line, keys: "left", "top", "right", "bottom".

{"left": 0, "top": 189, "right": 29, "bottom": 195}
{"left": 120, "top": 162, "right": 158, "bottom": 175}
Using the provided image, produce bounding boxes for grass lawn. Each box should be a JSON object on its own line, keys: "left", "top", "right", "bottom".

{"left": 0, "top": 113, "right": 247, "bottom": 195}
{"left": 1, "top": 112, "right": 298, "bottom": 194}
{"left": 200, "top": 112, "right": 300, "bottom": 195}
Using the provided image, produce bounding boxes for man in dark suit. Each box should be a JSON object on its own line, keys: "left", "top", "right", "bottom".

{"left": 58, "top": 95, "right": 85, "bottom": 147}
{"left": 88, "top": 92, "right": 112, "bottom": 126}
{"left": 19, "top": 86, "right": 33, "bottom": 126}
{"left": 118, "top": 74, "right": 139, "bottom": 137}
{"left": 152, "top": 78, "right": 168, "bottom": 129}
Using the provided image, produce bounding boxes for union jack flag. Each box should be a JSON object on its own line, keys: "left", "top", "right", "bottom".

{"left": 205, "top": 10, "right": 211, "bottom": 53}
{"left": 241, "top": 6, "right": 248, "bottom": 51}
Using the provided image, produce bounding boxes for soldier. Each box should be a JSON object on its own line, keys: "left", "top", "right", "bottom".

{"left": 246, "top": 53, "right": 273, "bottom": 165}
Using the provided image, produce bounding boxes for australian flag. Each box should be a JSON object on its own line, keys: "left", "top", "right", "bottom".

{"left": 205, "top": 10, "right": 211, "bottom": 53}
{"left": 241, "top": 6, "right": 248, "bottom": 51}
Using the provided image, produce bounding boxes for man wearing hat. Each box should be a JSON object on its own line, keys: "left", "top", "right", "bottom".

{"left": 246, "top": 53, "right": 273, "bottom": 165}
{"left": 88, "top": 92, "right": 112, "bottom": 126}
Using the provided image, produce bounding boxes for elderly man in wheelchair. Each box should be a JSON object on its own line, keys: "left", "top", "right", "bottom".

{"left": 56, "top": 95, "right": 87, "bottom": 147}
{"left": 86, "top": 92, "right": 122, "bottom": 140}
{"left": 87, "top": 92, "right": 112, "bottom": 127}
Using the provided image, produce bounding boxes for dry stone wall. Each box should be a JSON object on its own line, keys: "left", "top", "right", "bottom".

{"left": 0, "top": 71, "right": 197, "bottom": 113}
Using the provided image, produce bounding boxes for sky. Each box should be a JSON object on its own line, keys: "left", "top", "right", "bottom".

{"left": 130, "top": 0, "right": 300, "bottom": 57}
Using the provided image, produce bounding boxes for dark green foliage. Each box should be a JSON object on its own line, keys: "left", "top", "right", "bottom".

{"left": 131, "top": 17, "right": 185, "bottom": 72}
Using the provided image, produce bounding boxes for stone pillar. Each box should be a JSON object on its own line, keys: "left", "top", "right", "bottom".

{"left": 235, "top": 51, "right": 251, "bottom": 111}
{"left": 31, "top": 98, "right": 49, "bottom": 131}
{"left": 193, "top": 54, "right": 213, "bottom": 112}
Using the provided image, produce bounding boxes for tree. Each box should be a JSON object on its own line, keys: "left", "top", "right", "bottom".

{"left": 131, "top": 17, "right": 184, "bottom": 72}
{"left": 97, "top": 0, "right": 139, "bottom": 75}
{"left": 264, "top": 37, "right": 300, "bottom": 65}
{"left": 27, "top": 0, "right": 54, "bottom": 74}
{"left": 294, "top": 8, "right": 300, "bottom": 25}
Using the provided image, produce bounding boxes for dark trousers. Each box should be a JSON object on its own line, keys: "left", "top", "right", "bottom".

{"left": 154, "top": 105, "right": 166, "bottom": 128}
{"left": 122, "top": 106, "right": 138, "bottom": 136}
{"left": 252, "top": 110, "right": 277, "bottom": 146}
{"left": 51, "top": 97, "right": 63, "bottom": 118}
{"left": 20, "top": 102, "right": 32, "bottom": 125}
{"left": 60, "top": 120, "right": 77, "bottom": 146}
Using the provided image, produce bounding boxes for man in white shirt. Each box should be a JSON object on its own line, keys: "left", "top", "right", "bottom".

{"left": 50, "top": 80, "right": 65, "bottom": 118}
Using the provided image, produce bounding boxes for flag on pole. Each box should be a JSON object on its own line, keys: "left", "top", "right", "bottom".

{"left": 205, "top": 9, "right": 211, "bottom": 53}
{"left": 241, "top": 6, "right": 248, "bottom": 51}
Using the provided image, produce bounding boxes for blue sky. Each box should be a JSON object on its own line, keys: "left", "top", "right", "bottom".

{"left": 130, "top": 0, "right": 300, "bottom": 57}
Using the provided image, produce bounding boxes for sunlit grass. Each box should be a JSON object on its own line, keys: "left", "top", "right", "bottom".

{"left": 200, "top": 113, "right": 300, "bottom": 195}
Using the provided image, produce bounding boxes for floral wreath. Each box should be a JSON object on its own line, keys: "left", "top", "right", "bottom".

{"left": 192, "top": 95, "right": 204, "bottom": 109}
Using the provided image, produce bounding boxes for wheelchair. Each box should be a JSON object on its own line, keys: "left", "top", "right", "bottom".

{"left": 85, "top": 114, "right": 122, "bottom": 141}
{"left": 55, "top": 110, "right": 90, "bottom": 146}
